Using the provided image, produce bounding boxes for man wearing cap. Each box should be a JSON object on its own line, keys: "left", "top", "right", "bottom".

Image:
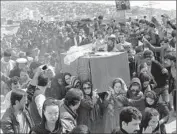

{"left": 107, "top": 35, "right": 119, "bottom": 52}
{"left": 9, "top": 58, "right": 28, "bottom": 78}
{"left": 143, "top": 50, "right": 170, "bottom": 106}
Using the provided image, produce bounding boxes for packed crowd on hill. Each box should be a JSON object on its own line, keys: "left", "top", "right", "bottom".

{"left": 0, "top": 12, "right": 176, "bottom": 134}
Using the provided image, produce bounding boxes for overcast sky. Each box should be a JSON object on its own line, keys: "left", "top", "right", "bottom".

{"left": 7, "top": 1, "right": 176, "bottom": 11}
{"left": 67, "top": 1, "right": 176, "bottom": 10}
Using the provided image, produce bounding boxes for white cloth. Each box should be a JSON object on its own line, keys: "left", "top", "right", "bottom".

{"left": 64, "top": 44, "right": 93, "bottom": 65}
{"left": 35, "top": 94, "right": 46, "bottom": 117}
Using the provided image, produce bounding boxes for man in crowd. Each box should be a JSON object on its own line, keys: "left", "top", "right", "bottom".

{"left": 1, "top": 90, "right": 34, "bottom": 133}
{"left": 26, "top": 65, "right": 49, "bottom": 126}
{"left": 60, "top": 88, "right": 83, "bottom": 133}
{"left": 112, "top": 106, "right": 142, "bottom": 134}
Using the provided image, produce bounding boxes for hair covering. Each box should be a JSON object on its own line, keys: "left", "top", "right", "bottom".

{"left": 144, "top": 90, "right": 159, "bottom": 107}
{"left": 112, "top": 78, "right": 128, "bottom": 92}
{"left": 70, "top": 76, "right": 81, "bottom": 88}
{"left": 130, "top": 77, "right": 142, "bottom": 89}
{"left": 143, "top": 50, "right": 154, "bottom": 59}
{"left": 139, "top": 72, "right": 151, "bottom": 83}
{"left": 127, "top": 77, "right": 142, "bottom": 99}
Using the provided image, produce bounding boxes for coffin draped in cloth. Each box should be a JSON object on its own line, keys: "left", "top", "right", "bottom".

{"left": 60, "top": 46, "right": 130, "bottom": 92}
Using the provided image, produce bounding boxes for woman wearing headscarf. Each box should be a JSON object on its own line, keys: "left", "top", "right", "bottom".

{"left": 102, "top": 78, "right": 128, "bottom": 133}
{"left": 144, "top": 91, "right": 170, "bottom": 134}
{"left": 77, "top": 80, "right": 101, "bottom": 133}
{"left": 49, "top": 72, "right": 66, "bottom": 100}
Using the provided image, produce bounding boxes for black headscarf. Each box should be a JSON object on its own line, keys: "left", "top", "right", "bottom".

{"left": 144, "top": 90, "right": 159, "bottom": 108}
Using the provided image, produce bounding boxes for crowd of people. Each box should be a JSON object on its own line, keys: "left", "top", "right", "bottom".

{"left": 0, "top": 11, "right": 176, "bottom": 134}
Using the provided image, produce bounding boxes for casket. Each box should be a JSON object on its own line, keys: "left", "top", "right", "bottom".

{"left": 60, "top": 51, "right": 130, "bottom": 92}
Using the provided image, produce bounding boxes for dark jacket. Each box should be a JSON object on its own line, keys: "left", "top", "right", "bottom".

{"left": 1, "top": 106, "right": 34, "bottom": 134}
{"left": 126, "top": 78, "right": 146, "bottom": 114}
{"left": 60, "top": 103, "right": 78, "bottom": 133}
{"left": 77, "top": 96, "right": 94, "bottom": 126}
{"left": 9, "top": 67, "right": 21, "bottom": 78}
{"left": 77, "top": 95, "right": 101, "bottom": 133}
{"left": 145, "top": 91, "right": 170, "bottom": 125}
{"left": 46, "top": 73, "right": 66, "bottom": 100}
{"left": 167, "top": 67, "right": 176, "bottom": 93}
{"left": 111, "top": 128, "right": 129, "bottom": 134}
{"left": 26, "top": 84, "right": 42, "bottom": 126}
{"left": 151, "top": 60, "right": 168, "bottom": 88}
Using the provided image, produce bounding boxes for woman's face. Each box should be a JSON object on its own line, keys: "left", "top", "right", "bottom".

{"left": 83, "top": 83, "right": 91, "bottom": 95}
{"left": 143, "top": 81, "right": 150, "bottom": 88}
{"left": 113, "top": 82, "right": 122, "bottom": 94}
{"left": 20, "top": 71, "right": 28, "bottom": 81}
{"left": 148, "top": 115, "right": 159, "bottom": 131}
{"left": 65, "top": 75, "right": 71, "bottom": 85}
{"left": 44, "top": 105, "right": 59, "bottom": 124}
{"left": 130, "top": 85, "right": 139, "bottom": 96}
{"left": 58, "top": 78, "right": 63, "bottom": 85}
{"left": 46, "top": 69, "right": 54, "bottom": 79}
{"left": 146, "top": 97, "right": 155, "bottom": 105}
{"left": 140, "top": 67, "right": 148, "bottom": 74}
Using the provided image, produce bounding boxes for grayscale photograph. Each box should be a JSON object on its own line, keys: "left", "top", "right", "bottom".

{"left": 1, "top": 1, "right": 176, "bottom": 134}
